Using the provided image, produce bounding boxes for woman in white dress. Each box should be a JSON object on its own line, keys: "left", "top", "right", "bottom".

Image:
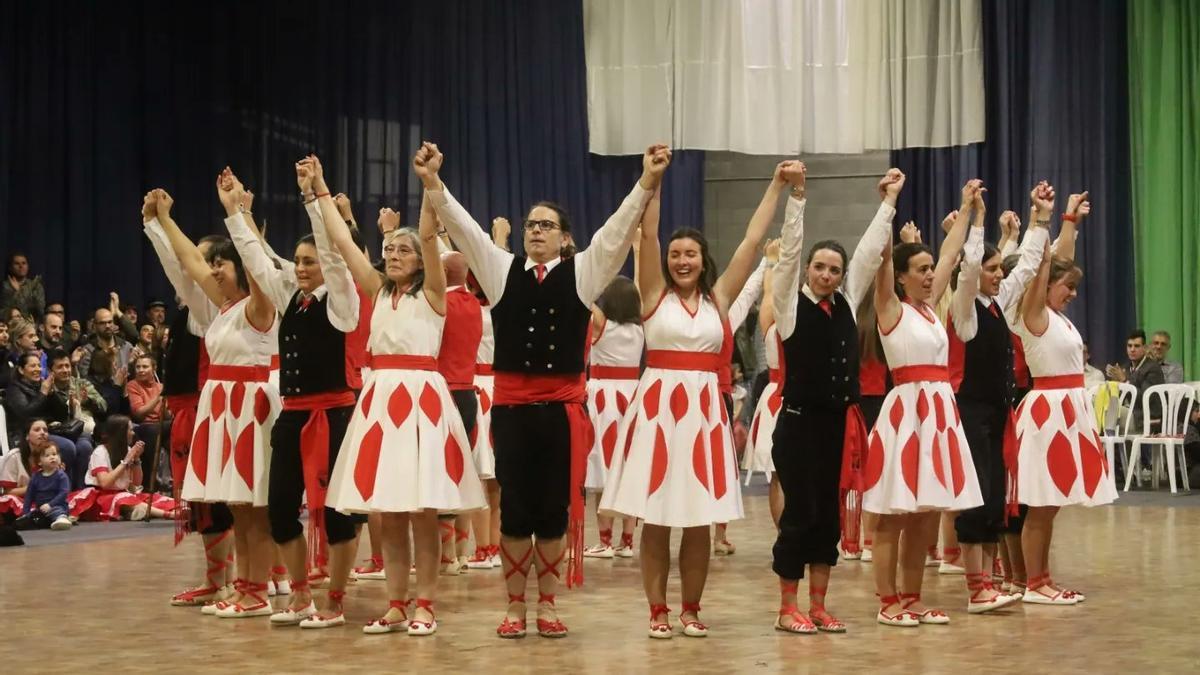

{"left": 323, "top": 146, "right": 484, "bottom": 636}
{"left": 583, "top": 276, "right": 644, "bottom": 559}
{"left": 156, "top": 173, "right": 281, "bottom": 619}
{"left": 465, "top": 296, "right": 502, "bottom": 569}
{"left": 742, "top": 240, "right": 783, "bottom": 527}
{"left": 864, "top": 180, "right": 983, "bottom": 627}
{"left": 601, "top": 165, "right": 788, "bottom": 638}
{"left": 1013, "top": 208, "right": 1115, "bottom": 605}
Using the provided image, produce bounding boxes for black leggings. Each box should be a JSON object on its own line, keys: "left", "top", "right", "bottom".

{"left": 492, "top": 403, "right": 571, "bottom": 539}
{"left": 771, "top": 406, "right": 846, "bottom": 579}
{"left": 450, "top": 388, "right": 477, "bottom": 440}
{"left": 189, "top": 502, "right": 233, "bottom": 534}
{"left": 267, "top": 406, "right": 364, "bottom": 546}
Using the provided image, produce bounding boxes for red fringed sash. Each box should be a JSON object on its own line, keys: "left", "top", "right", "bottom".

{"left": 839, "top": 404, "right": 869, "bottom": 555}
{"left": 564, "top": 402, "right": 594, "bottom": 588}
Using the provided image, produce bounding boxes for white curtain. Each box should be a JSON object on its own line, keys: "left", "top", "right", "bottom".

{"left": 584, "top": 0, "right": 984, "bottom": 156}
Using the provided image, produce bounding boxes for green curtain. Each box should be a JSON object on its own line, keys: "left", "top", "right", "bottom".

{"left": 1129, "top": 0, "right": 1200, "bottom": 379}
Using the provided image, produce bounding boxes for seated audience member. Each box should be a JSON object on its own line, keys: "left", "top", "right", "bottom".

{"left": 126, "top": 354, "right": 166, "bottom": 481}
{"left": 7, "top": 318, "right": 41, "bottom": 374}
{"left": 0, "top": 320, "right": 11, "bottom": 391}
{"left": 5, "top": 352, "right": 53, "bottom": 443}
{"left": 78, "top": 307, "right": 133, "bottom": 386}
{"left": 1107, "top": 329, "right": 1164, "bottom": 433}
{"left": 1083, "top": 342, "right": 1106, "bottom": 389}
{"left": 0, "top": 428, "right": 34, "bottom": 520}
{"left": 146, "top": 300, "right": 167, "bottom": 329}
{"left": 42, "top": 349, "right": 102, "bottom": 488}
{"left": 85, "top": 349, "right": 126, "bottom": 422}
{"left": 14, "top": 441, "right": 72, "bottom": 531}
{"left": 130, "top": 324, "right": 156, "bottom": 364}
{"left": 1, "top": 252, "right": 46, "bottom": 322}
{"left": 81, "top": 415, "right": 175, "bottom": 521}
{"left": 38, "top": 311, "right": 66, "bottom": 352}
{"left": 1150, "top": 330, "right": 1185, "bottom": 384}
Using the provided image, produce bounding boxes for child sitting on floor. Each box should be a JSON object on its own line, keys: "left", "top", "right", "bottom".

{"left": 16, "top": 444, "right": 72, "bottom": 531}
{"left": 82, "top": 415, "right": 176, "bottom": 521}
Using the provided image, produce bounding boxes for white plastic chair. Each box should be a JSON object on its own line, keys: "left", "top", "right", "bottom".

{"left": 1124, "top": 384, "right": 1197, "bottom": 494}
{"left": 1087, "top": 382, "right": 1136, "bottom": 489}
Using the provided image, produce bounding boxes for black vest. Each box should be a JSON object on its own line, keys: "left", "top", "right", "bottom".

{"left": 278, "top": 290, "right": 350, "bottom": 397}
{"left": 491, "top": 258, "right": 590, "bottom": 375}
{"left": 780, "top": 293, "right": 860, "bottom": 411}
{"left": 162, "top": 307, "right": 200, "bottom": 396}
{"left": 958, "top": 299, "right": 1015, "bottom": 405}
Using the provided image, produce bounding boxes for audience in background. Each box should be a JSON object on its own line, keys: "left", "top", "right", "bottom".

{"left": 1083, "top": 342, "right": 1106, "bottom": 389}
{"left": 1, "top": 252, "right": 45, "bottom": 321}
{"left": 78, "top": 307, "right": 133, "bottom": 386}
{"left": 1107, "top": 329, "right": 1164, "bottom": 433}
{"left": 84, "top": 349, "right": 126, "bottom": 422}
{"left": 0, "top": 322, "right": 10, "bottom": 390}
{"left": 14, "top": 442, "right": 72, "bottom": 531}
{"left": 1150, "top": 330, "right": 1185, "bottom": 384}
{"left": 146, "top": 300, "right": 167, "bottom": 328}
{"left": 39, "top": 312, "right": 65, "bottom": 352}
{"left": 126, "top": 354, "right": 165, "bottom": 482}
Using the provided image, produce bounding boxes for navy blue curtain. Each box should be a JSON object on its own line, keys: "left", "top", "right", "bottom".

{"left": 0, "top": 0, "right": 702, "bottom": 322}
{"left": 889, "top": 0, "right": 1134, "bottom": 365}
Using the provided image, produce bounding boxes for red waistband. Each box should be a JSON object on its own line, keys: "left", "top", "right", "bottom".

{"left": 282, "top": 390, "right": 357, "bottom": 411}
{"left": 769, "top": 368, "right": 782, "bottom": 384}
{"left": 370, "top": 354, "right": 439, "bottom": 371}
{"left": 269, "top": 354, "right": 280, "bottom": 370}
{"left": 590, "top": 365, "right": 640, "bottom": 380}
{"left": 208, "top": 364, "right": 270, "bottom": 383}
{"left": 890, "top": 364, "right": 950, "bottom": 385}
{"left": 475, "top": 363, "right": 494, "bottom": 376}
{"left": 1033, "top": 374, "right": 1084, "bottom": 390}
{"left": 493, "top": 372, "right": 586, "bottom": 406}
{"left": 645, "top": 350, "right": 722, "bottom": 373}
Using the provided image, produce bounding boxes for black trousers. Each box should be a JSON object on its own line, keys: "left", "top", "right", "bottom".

{"left": 860, "top": 395, "right": 886, "bottom": 430}
{"left": 450, "top": 388, "right": 478, "bottom": 441}
{"left": 268, "top": 405, "right": 364, "bottom": 546}
{"left": 954, "top": 398, "right": 1007, "bottom": 544}
{"left": 492, "top": 403, "right": 571, "bottom": 539}
{"left": 771, "top": 406, "right": 846, "bottom": 579}
{"left": 189, "top": 502, "right": 233, "bottom": 534}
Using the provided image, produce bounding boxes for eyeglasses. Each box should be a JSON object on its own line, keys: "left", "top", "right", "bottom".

{"left": 523, "top": 219, "right": 561, "bottom": 233}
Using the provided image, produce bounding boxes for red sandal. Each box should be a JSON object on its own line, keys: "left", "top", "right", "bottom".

{"left": 648, "top": 603, "right": 672, "bottom": 639}
{"left": 496, "top": 542, "right": 533, "bottom": 639}
{"left": 364, "top": 599, "right": 411, "bottom": 634}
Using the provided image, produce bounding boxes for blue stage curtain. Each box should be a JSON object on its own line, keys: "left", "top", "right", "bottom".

{"left": 889, "top": 0, "right": 1134, "bottom": 365}
{"left": 0, "top": 0, "right": 701, "bottom": 321}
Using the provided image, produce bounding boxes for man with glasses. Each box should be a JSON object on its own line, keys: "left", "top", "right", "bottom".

{"left": 78, "top": 307, "right": 133, "bottom": 385}
{"left": 422, "top": 141, "right": 670, "bottom": 639}
{"left": 1150, "top": 331, "right": 1184, "bottom": 384}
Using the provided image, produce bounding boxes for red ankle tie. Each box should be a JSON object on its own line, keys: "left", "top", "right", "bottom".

{"left": 649, "top": 603, "right": 671, "bottom": 619}
{"left": 681, "top": 601, "right": 701, "bottom": 614}
{"left": 271, "top": 565, "right": 288, "bottom": 576}
{"left": 598, "top": 528, "right": 613, "bottom": 546}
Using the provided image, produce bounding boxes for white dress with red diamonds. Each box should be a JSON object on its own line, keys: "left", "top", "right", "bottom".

{"left": 327, "top": 289, "right": 484, "bottom": 514}
{"left": 742, "top": 323, "right": 782, "bottom": 480}
{"left": 585, "top": 319, "right": 645, "bottom": 490}
{"left": 600, "top": 291, "right": 744, "bottom": 527}
{"left": 180, "top": 296, "right": 280, "bottom": 506}
{"left": 471, "top": 306, "right": 496, "bottom": 479}
{"left": 1013, "top": 310, "right": 1116, "bottom": 507}
{"left": 862, "top": 301, "right": 982, "bottom": 514}
{"left": 81, "top": 445, "right": 178, "bottom": 520}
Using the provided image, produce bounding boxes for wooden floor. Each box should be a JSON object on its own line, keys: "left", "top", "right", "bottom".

{"left": 4, "top": 490, "right": 1199, "bottom": 674}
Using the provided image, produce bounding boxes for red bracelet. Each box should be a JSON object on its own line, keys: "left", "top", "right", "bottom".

{"left": 314, "top": 192, "right": 331, "bottom": 199}
{"left": 1062, "top": 213, "right": 1078, "bottom": 223}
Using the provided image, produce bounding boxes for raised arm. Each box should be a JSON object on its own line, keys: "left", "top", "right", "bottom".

{"left": 420, "top": 143, "right": 514, "bottom": 304}
{"left": 142, "top": 197, "right": 217, "bottom": 329}
{"left": 304, "top": 158, "right": 360, "bottom": 332}
{"left": 950, "top": 221, "right": 985, "bottom": 341}
{"left": 772, "top": 174, "right": 807, "bottom": 341}
{"left": 638, "top": 185, "right": 666, "bottom": 315}
{"left": 591, "top": 304, "right": 606, "bottom": 335}
{"left": 712, "top": 162, "right": 789, "bottom": 312}
{"left": 417, "top": 190, "right": 447, "bottom": 314}
{"left": 216, "top": 168, "right": 275, "bottom": 332}
{"left": 930, "top": 180, "right": 980, "bottom": 306}
{"left": 1019, "top": 237, "right": 1055, "bottom": 336}
{"left": 225, "top": 200, "right": 296, "bottom": 313}
{"left": 996, "top": 194, "right": 1051, "bottom": 313}
{"left": 843, "top": 169, "right": 904, "bottom": 308}
{"left": 575, "top": 145, "right": 668, "bottom": 305}
{"left": 758, "top": 239, "right": 780, "bottom": 333}
{"left": 152, "top": 189, "right": 224, "bottom": 308}
{"left": 301, "top": 156, "right": 383, "bottom": 299}
{"left": 1054, "top": 190, "right": 1088, "bottom": 262}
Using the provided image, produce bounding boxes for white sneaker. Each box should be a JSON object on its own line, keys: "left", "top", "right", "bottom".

{"left": 861, "top": 548, "right": 873, "bottom": 563}
{"left": 583, "top": 543, "right": 615, "bottom": 559}
{"left": 440, "top": 559, "right": 461, "bottom": 576}
{"left": 51, "top": 515, "right": 73, "bottom": 531}
{"left": 268, "top": 579, "right": 292, "bottom": 597}
{"left": 615, "top": 544, "right": 634, "bottom": 559}
{"left": 270, "top": 602, "right": 317, "bottom": 625}
{"left": 457, "top": 555, "right": 470, "bottom": 573}
{"left": 939, "top": 561, "right": 966, "bottom": 575}
{"left": 925, "top": 555, "right": 940, "bottom": 567}
{"left": 128, "top": 502, "right": 149, "bottom": 521}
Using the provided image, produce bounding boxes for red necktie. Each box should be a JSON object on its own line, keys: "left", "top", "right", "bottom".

{"left": 299, "top": 295, "right": 313, "bottom": 311}
{"left": 818, "top": 298, "right": 832, "bottom": 317}
{"left": 536, "top": 264, "right": 546, "bottom": 284}
{"left": 989, "top": 303, "right": 999, "bottom": 318}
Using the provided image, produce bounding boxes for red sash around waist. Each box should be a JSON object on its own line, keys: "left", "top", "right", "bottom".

{"left": 645, "top": 350, "right": 722, "bottom": 373}
{"left": 590, "top": 365, "right": 640, "bottom": 380}
{"left": 269, "top": 354, "right": 280, "bottom": 371}
{"left": 768, "top": 368, "right": 782, "bottom": 385}
{"left": 207, "top": 364, "right": 270, "bottom": 383}
{"left": 1033, "top": 374, "right": 1084, "bottom": 390}
{"left": 890, "top": 364, "right": 950, "bottom": 385}
{"left": 475, "top": 363, "right": 494, "bottom": 376}
{"left": 370, "top": 354, "right": 439, "bottom": 371}
{"left": 282, "top": 390, "right": 357, "bottom": 412}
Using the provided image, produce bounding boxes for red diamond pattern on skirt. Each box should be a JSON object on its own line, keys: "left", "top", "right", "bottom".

{"left": 220, "top": 428, "right": 232, "bottom": 470}
{"left": 889, "top": 397, "right": 905, "bottom": 430}
{"left": 933, "top": 392, "right": 947, "bottom": 432}
{"left": 601, "top": 422, "right": 619, "bottom": 468}
{"left": 190, "top": 419, "right": 210, "bottom": 484}
{"left": 388, "top": 385, "right": 413, "bottom": 428}
{"left": 699, "top": 386, "right": 712, "bottom": 423}
{"left": 210, "top": 384, "right": 226, "bottom": 421}
{"left": 953, "top": 402, "right": 960, "bottom": 427}
{"left": 1061, "top": 397, "right": 1076, "bottom": 429}
{"left": 360, "top": 385, "right": 376, "bottom": 417}
{"left": 1094, "top": 432, "right": 1109, "bottom": 475}
{"left": 750, "top": 415, "right": 761, "bottom": 446}
{"left": 901, "top": 433, "right": 919, "bottom": 497}
{"left": 931, "top": 434, "right": 947, "bottom": 488}
{"left": 616, "top": 392, "right": 629, "bottom": 416}
{"left": 947, "top": 431, "right": 965, "bottom": 496}
{"left": 596, "top": 390, "right": 606, "bottom": 415}
{"left": 444, "top": 434, "right": 464, "bottom": 485}
{"left": 354, "top": 423, "right": 384, "bottom": 501}
{"left": 1078, "top": 433, "right": 1102, "bottom": 497}
{"left": 669, "top": 384, "right": 689, "bottom": 423}
{"left": 710, "top": 425, "right": 727, "bottom": 499}
{"left": 768, "top": 390, "right": 782, "bottom": 416}
{"left": 1031, "top": 395, "right": 1051, "bottom": 429}
{"left": 254, "top": 389, "right": 270, "bottom": 425}
{"left": 234, "top": 425, "right": 255, "bottom": 490}
{"left": 648, "top": 426, "right": 668, "bottom": 496}
{"left": 692, "top": 430, "right": 709, "bottom": 492}
{"left": 643, "top": 380, "right": 663, "bottom": 420}
{"left": 623, "top": 421, "right": 636, "bottom": 460}
{"left": 1046, "top": 431, "right": 1078, "bottom": 497}
{"left": 916, "top": 390, "right": 930, "bottom": 423}
{"left": 230, "top": 383, "right": 246, "bottom": 418}
{"left": 419, "top": 384, "right": 442, "bottom": 425}
{"left": 479, "top": 388, "right": 491, "bottom": 414}
{"left": 863, "top": 431, "right": 884, "bottom": 491}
